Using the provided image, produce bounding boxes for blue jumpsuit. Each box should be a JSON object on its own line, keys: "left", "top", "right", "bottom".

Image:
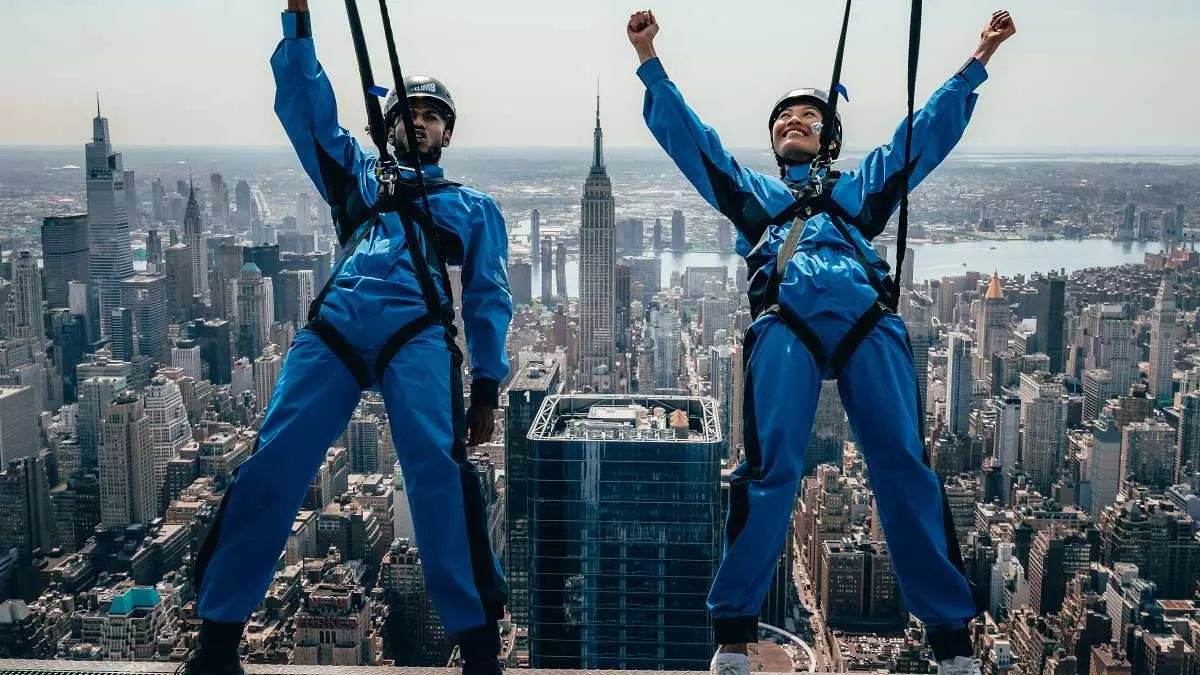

{"left": 194, "top": 10, "right": 511, "bottom": 641}
{"left": 638, "top": 56, "right": 986, "bottom": 651}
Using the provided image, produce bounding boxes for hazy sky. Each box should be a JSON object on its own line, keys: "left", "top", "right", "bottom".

{"left": 3, "top": 0, "right": 1198, "bottom": 151}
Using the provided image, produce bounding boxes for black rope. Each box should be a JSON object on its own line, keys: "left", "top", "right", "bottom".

{"left": 894, "top": 0, "right": 922, "bottom": 292}
{"left": 817, "top": 0, "right": 853, "bottom": 167}
{"left": 341, "top": 0, "right": 453, "bottom": 322}
{"left": 376, "top": 0, "right": 451, "bottom": 316}
{"left": 344, "top": 0, "right": 391, "bottom": 163}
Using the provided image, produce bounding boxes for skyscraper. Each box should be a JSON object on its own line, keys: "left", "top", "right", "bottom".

{"left": 119, "top": 274, "right": 170, "bottom": 363}
{"left": 77, "top": 376, "right": 127, "bottom": 470}
{"left": 245, "top": 244, "right": 284, "bottom": 320}
{"left": 526, "top": 395, "right": 722, "bottom": 670}
{"left": 234, "top": 179, "right": 253, "bottom": 227}
{"left": 0, "top": 386, "right": 38, "bottom": 464}
{"left": 345, "top": 415, "right": 383, "bottom": 475}
{"left": 1086, "top": 414, "right": 1122, "bottom": 519}
{"left": 277, "top": 269, "right": 316, "bottom": 324}
{"left": 210, "top": 173, "right": 229, "bottom": 227}
{"left": 508, "top": 261, "right": 533, "bottom": 307}
{"left": 0, "top": 454, "right": 56, "bottom": 560}
{"left": 1177, "top": 392, "right": 1200, "bottom": 479}
{"left": 555, "top": 241, "right": 568, "bottom": 301}
{"left": 146, "top": 229, "right": 163, "bottom": 269}
{"left": 1120, "top": 421, "right": 1176, "bottom": 489}
{"left": 653, "top": 217, "right": 664, "bottom": 250}
{"left": 99, "top": 391, "right": 156, "bottom": 527}
{"left": 1083, "top": 369, "right": 1115, "bottom": 424}
{"left": 253, "top": 345, "right": 283, "bottom": 413}
{"left": 189, "top": 319, "right": 234, "bottom": 385}
{"left": 234, "top": 263, "right": 274, "bottom": 359}
{"left": 717, "top": 220, "right": 733, "bottom": 253}
{"left": 165, "top": 244, "right": 194, "bottom": 322}
{"left": 85, "top": 101, "right": 135, "bottom": 339}
{"left": 808, "top": 381, "right": 848, "bottom": 474}
{"left": 946, "top": 332, "right": 974, "bottom": 436}
{"left": 1085, "top": 303, "right": 1138, "bottom": 397}
{"left": 1034, "top": 274, "right": 1066, "bottom": 374}
{"left": 1028, "top": 526, "right": 1093, "bottom": 615}
{"left": 615, "top": 262, "right": 631, "bottom": 352}
{"left": 531, "top": 208, "right": 541, "bottom": 261}
{"left": 627, "top": 256, "right": 662, "bottom": 303}
{"left": 579, "top": 97, "right": 616, "bottom": 392}
{"left": 1100, "top": 498, "right": 1200, "bottom": 599}
{"left": 503, "top": 357, "right": 562, "bottom": 628}
{"left": 993, "top": 396, "right": 1021, "bottom": 502}
{"left": 976, "top": 272, "right": 1011, "bottom": 363}
{"left": 9, "top": 250, "right": 43, "bottom": 344}
{"left": 211, "top": 243, "right": 244, "bottom": 319}
{"left": 183, "top": 185, "right": 209, "bottom": 302}
{"left": 171, "top": 339, "right": 202, "bottom": 381}
{"left": 123, "top": 169, "right": 138, "bottom": 227}
{"left": 143, "top": 376, "right": 191, "bottom": 515}
{"left": 650, "top": 305, "right": 681, "bottom": 390}
{"left": 1148, "top": 274, "right": 1177, "bottom": 406}
{"left": 905, "top": 290, "right": 934, "bottom": 412}
{"left": 1020, "top": 373, "right": 1069, "bottom": 496}
{"left": 671, "top": 209, "right": 685, "bottom": 250}
{"left": 539, "top": 235, "right": 553, "bottom": 306}
{"left": 41, "top": 214, "right": 89, "bottom": 309}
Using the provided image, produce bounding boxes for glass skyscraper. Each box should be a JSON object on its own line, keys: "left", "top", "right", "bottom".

{"left": 526, "top": 395, "right": 722, "bottom": 670}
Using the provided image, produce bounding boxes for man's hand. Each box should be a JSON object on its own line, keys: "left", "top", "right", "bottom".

{"left": 466, "top": 402, "right": 496, "bottom": 447}
{"left": 973, "top": 10, "right": 1015, "bottom": 66}
{"left": 287, "top": 0, "right": 308, "bottom": 12}
{"left": 627, "top": 10, "right": 660, "bottom": 65}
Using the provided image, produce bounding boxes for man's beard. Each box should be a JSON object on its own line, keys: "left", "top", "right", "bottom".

{"left": 393, "top": 137, "right": 442, "bottom": 166}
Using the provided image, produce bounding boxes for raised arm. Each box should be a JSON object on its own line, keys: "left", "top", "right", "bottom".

{"left": 629, "top": 11, "right": 793, "bottom": 257}
{"left": 273, "top": 0, "right": 377, "bottom": 244}
{"left": 835, "top": 10, "right": 1016, "bottom": 240}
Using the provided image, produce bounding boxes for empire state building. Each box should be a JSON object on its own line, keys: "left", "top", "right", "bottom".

{"left": 579, "top": 97, "right": 616, "bottom": 392}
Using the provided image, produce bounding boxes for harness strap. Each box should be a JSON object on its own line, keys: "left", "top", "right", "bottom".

{"left": 765, "top": 303, "right": 828, "bottom": 373}
{"left": 373, "top": 311, "right": 441, "bottom": 384}
{"left": 307, "top": 316, "right": 373, "bottom": 390}
{"left": 829, "top": 301, "right": 890, "bottom": 377}
{"left": 894, "top": 0, "right": 922, "bottom": 295}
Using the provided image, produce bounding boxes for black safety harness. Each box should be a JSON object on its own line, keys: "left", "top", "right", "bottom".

{"left": 305, "top": 0, "right": 463, "bottom": 391}
{"left": 757, "top": 0, "right": 918, "bottom": 380}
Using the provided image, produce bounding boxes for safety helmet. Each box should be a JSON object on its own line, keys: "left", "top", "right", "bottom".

{"left": 768, "top": 88, "right": 843, "bottom": 161}
{"left": 384, "top": 75, "right": 457, "bottom": 132}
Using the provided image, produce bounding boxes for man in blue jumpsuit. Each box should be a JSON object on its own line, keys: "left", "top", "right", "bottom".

{"left": 182, "top": 1, "right": 511, "bottom": 673}
{"left": 627, "top": 9, "right": 1015, "bottom": 675}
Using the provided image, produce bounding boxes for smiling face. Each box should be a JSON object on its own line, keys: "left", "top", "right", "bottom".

{"left": 771, "top": 102, "right": 825, "bottom": 162}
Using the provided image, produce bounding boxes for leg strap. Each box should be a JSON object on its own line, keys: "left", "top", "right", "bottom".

{"left": 373, "top": 311, "right": 443, "bottom": 384}
{"left": 830, "top": 301, "right": 891, "bottom": 378}
{"left": 767, "top": 303, "right": 828, "bottom": 373}
{"left": 305, "top": 316, "right": 373, "bottom": 390}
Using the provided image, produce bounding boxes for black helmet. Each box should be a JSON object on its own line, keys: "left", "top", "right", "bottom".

{"left": 768, "top": 88, "right": 843, "bottom": 160}
{"left": 385, "top": 75, "right": 457, "bottom": 132}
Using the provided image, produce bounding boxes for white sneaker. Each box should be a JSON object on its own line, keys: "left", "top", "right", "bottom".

{"left": 711, "top": 651, "right": 751, "bottom": 675}
{"left": 938, "top": 656, "right": 982, "bottom": 675}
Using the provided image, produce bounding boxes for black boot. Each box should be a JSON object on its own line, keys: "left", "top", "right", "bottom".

{"left": 179, "top": 620, "right": 245, "bottom": 675}
{"left": 459, "top": 622, "right": 503, "bottom": 675}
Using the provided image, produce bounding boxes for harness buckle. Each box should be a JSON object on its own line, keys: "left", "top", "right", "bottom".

{"left": 375, "top": 161, "right": 401, "bottom": 198}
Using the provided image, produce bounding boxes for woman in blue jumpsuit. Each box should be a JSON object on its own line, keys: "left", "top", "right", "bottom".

{"left": 627, "top": 9, "right": 1015, "bottom": 675}
{"left": 182, "top": 2, "right": 511, "bottom": 673}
